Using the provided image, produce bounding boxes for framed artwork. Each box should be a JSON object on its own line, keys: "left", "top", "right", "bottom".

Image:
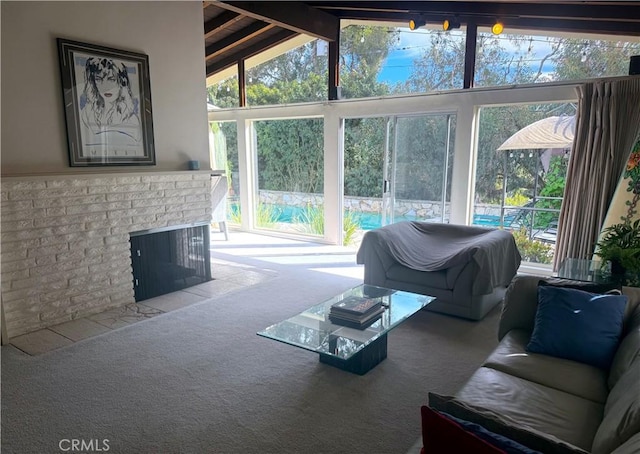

{"left": 57, "top": 38, "right": 155, "bottom": 166}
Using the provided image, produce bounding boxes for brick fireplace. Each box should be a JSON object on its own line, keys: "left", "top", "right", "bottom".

{"left": 1, "top": 171, "right": 212, "bottom": 338}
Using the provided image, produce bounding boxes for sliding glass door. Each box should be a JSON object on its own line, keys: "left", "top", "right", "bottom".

{"left": 342, "top": 113, "right": 455, "bottom": 237}
{"left": 385, "top": 114, "right": 456, "bottom": 224}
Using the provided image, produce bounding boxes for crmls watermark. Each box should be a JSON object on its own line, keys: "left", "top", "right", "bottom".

{"left": 58, "top": 439, "right": 110, "bottom": 452}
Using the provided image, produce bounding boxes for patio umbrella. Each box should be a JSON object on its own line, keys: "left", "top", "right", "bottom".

{"left": 494, "top": 115, "right": 575, "bottom": 238}
{"left": 497, "top": 115, "right": 575, "bottom": 151}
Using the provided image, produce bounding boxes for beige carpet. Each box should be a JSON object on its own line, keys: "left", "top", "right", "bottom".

{"left": 1, "top": 238, "right": 500, "bottom": 454}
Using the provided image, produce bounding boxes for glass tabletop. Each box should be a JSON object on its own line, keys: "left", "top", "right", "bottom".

{"left": 257, "top": 284, "right": 434, "bottom": 361}
{"left": 557, "top": 258, "right": 639, "bottom": 287}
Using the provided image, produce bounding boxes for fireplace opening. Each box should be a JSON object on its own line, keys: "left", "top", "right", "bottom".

{"left": 130, "top": 223, "right": 212, "bottom": 301}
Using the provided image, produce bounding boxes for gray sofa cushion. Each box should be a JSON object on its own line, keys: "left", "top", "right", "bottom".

{"left": 483, "top": 329, "right": 609, "bottom": 404}
{"left": 609, "top": 301, "right": 640, "bottom": 389}
{"left": 592, "top": 357, "right": 640, "bottom": 454}
{"left": 498, "top": 275, "right": 541, "bottom": 340}
{"left": 608, "top": 319, "right": 640, "bottom": 390}
{"left": 456, "top": 367, "right": 603, "bottom": 451}
{"left": 428, "top": 393, "right": 588, "bottom": 454}
{"left": 611, "top": 433, "right": 640, "bottom": 454}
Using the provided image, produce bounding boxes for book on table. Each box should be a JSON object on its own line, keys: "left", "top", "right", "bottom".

{"left": 329, "top": 306, "right": 385, "bottom": 329}
{"left": 329, "top": 296, "right": 385, "bottom": 329}
{"left": 330, "top": 296, "right": 382, "bottom": 316}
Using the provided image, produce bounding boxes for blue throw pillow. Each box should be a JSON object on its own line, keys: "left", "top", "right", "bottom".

{"left": 526, "top": 286, "right": 627, "bottom": 369}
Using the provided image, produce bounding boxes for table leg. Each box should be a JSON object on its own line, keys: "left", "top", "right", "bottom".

{"left": 319, "top": 334, "right": 388, "bottom": 375}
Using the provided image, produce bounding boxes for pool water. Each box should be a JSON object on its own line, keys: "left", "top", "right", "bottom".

{"left": 231, "top": 203, "right": 502, "bottom": 230}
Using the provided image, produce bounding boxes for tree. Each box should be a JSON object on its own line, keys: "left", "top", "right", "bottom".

{"left": 210, "top": 27, "right": 639, "bottom": 207}
{"left": 553, "top": 39, "right": 640, "bottom": 80}
{"left": 406, "top": 32, "right": 466, "bottom": 92}
{"left": 536, "top": 155, "right": 568, "bottom": 227}
{"left": 402, "top": 33, "right": 561, "bottom": 205}
{"left": 340, "top": 26, "right": 398, "bottom": 197}
{"left": 208, "top": 76, "right": 240, "bottom": 109}
{"left": 392, "top": 115, "right": 456, "bottom": 202}
{"left": 255, "top": 118, "right": 324, "bottom": 193}
{"left": 213, "top": 26, "right": 399, "bottom": 196}
{"left": 344, "top": 117, "right": 386, "bottom": 197}
{"left": 339, "top": 26, "right": 398, "bottom": 98}
{"left": 475, "top": 34, "right": 562, "bottom": 86}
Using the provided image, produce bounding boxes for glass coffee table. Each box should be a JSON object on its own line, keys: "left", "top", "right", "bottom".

{"left": 257, "top": 284, "right": 434, "bottom": 375}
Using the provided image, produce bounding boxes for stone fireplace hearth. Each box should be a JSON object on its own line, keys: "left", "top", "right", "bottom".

{"left": 1, "top": 171, "right": 212, "bottom": 338}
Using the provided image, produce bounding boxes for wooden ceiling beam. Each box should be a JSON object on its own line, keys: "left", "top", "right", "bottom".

{"left": 205, "top": 22, "right": 275, "bottom": 61}
{"left": 206, "top": 29, "right": 298, "bottom": 76}
{"left": 312, "top": 1, "right": 640, "bottom": 23}
{"left": 204, "top": 11, "right": 244, "bottom": 39}
{"left": 503, "top": 16, "right": 640, "bottom": 36}
{"left": 218, "top": 1, "right": 339, "bottom": 41}
{"left": 325, "top": 10, "right": 640, "bottom": 36}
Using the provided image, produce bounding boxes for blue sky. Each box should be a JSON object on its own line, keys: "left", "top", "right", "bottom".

{"left": 377, "top": 28, "right": 433, "bottom": 84}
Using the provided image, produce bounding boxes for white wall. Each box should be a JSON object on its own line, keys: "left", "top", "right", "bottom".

{"left": 1, "top": 1, "right": 209, "bottom": 175}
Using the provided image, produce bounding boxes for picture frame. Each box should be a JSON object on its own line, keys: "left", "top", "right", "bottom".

{"left": 57, "top": 38, "right": 155, "bottom": 166}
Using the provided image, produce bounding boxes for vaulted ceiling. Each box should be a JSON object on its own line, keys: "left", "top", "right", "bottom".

{"left": 203, "top": 1, "right": 640, "bottom": 79}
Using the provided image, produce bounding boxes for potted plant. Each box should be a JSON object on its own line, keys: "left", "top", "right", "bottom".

{"left": 595, "top": 219, "right": 640, "bottom": 280}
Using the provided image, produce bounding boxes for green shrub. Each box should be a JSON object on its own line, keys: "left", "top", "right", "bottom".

{"left": 294, "top": 204, "right": 361, "bottom": 245}
{"left": 505, "top": 189, "right": 530, "bottom": 207}
{"left": 343, "top": 210, "right": 360, "bottom": 246}
{"left": 294, "top": 203, "right": 324, "bottom": 235}
{"left": 535, "top": 156, "right": 567, "bottom": 229}
{"left": 511, "top": 228, "right": 553, "bottom": 264}
{"left": 227, "top": 203, "right": 242, "bottom": 224}
{"left": 256, "top": 203, "right": 280, "bottom": 228}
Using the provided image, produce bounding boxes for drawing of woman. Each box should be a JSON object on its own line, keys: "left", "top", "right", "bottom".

{"left": 80, "top": 57, "right": 142, "bottom": 155}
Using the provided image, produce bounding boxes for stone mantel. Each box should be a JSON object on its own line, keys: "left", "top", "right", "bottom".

{"left": 1, "top": 170, "right": 214, "bottom": 180}
{"left": 1, "top": 171, "right": 212, "bottom": 338}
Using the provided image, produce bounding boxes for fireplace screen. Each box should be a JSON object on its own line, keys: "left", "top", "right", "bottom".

{"left": 130, "top": 224, "right": 211, "bottom": 301}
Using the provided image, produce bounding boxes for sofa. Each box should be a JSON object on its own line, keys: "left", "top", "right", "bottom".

{"left": 356, "top": 222, "right": 521, "bottom": 320}
{"left": 420, "top": 275, "right": 640, "bottom": 453}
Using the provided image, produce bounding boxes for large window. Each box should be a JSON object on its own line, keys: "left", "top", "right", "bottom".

{"left": 209, "top": 121, "right": 239, "bottom": 226}
{"left": 212, "top": 31, "right": 635, "bottom": 257}
{"left": 340, "top": 25, "right": 467, "bottom": 98}
{"left": 245, "top": 41, "right": 328, "bottom": 106}
{"left": 342, "top": 113, "right": 455, "bottom": 245}
{"left": 391, "top": 114, "right": 456, "bottom": 223}
{"left": 208, "top": 26, "right": 639, "bottom": 109}
{"left": 473, "top": 103, "right": 574, "bottom": 265}
{"left": 474, "top": 31, "right": 640, "bottom": 87}
{"left": 207, "top": 71, "right": 239, "bottom": 109}
{"left": 253, "top": 118, "right": 324, "bottom": 236}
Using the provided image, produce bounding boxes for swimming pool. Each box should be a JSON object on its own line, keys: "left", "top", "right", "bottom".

{"left": 231, "top": 203, "right": 502, "bottom": 230}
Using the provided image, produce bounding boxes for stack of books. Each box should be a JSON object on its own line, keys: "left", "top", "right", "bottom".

{"left": 329, "top": 296, "right": 385, "bottom": 329}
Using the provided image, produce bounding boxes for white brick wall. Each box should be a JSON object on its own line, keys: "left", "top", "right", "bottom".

{"left": 1, "top": 172, "right": 212, "bottom": 338}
